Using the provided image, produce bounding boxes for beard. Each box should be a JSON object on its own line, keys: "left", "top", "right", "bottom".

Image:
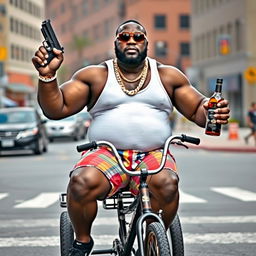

{"left": 114, "top": 42, "right": 148, "bottom": 66}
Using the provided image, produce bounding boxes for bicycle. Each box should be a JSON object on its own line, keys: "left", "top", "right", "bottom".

{"left": 59, "top": 134, "right": 200, "bottom": 256}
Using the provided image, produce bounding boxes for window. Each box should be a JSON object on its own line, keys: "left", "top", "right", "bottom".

{"left": 0, "top": 4, "right": 6, "bottom": 15}
{"left": 83, "top": 0, "right": 88, "bottom": 16}
{"left": 179, "top": 15, "right": 190, "bottom": 29}
{"left": 180, "top": 42, "right": 190, "bottom": 56}
{"left": 154, "top": 15, "right": 166, "bottom": 29}
{"left": 155, "top": 41, "right": 168, "bottom": 57}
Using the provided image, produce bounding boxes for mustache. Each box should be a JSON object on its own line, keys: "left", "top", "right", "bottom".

{"left": 124, "top": 47, "right": 139, "bottom": 52}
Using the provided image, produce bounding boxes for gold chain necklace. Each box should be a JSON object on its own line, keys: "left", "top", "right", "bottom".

{"left": 115, "top": 62, "right": 145, "bottom": 83}
{"left": 113, "top": 58, "right": 148, "bottom": 96}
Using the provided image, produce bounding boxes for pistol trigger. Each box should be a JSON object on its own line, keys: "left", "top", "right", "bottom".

{"left": 42, "top": 41, "right": 52, "bottom": 52}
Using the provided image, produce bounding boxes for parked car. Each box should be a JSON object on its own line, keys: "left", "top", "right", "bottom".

{"left": 46, "top": 115, "right": 86, "bottom": 142}
{"left": 77, "top": 110, "right": 92, "bottom": 135}
{"left": 0, "top": 107, "right": 48, "bottom": 155}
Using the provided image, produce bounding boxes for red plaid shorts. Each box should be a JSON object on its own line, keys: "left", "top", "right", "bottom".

{"left": 72, "top": 147, "right": 177, "bottom": 197}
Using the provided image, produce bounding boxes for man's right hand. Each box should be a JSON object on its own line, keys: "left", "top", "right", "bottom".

{"left": 32, "top": 46, "right": 63, "bottom": 77}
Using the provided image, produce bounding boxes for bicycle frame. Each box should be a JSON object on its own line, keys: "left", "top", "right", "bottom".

{"left": 75, "top": 134, "right": 200, "bottom": 256}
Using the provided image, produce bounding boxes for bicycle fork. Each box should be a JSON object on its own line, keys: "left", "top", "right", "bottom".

{"left": 136, "top": 168, "right": 166, "bottom": 256}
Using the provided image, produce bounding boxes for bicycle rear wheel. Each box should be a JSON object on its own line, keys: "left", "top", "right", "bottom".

{"left": 145, "top": 222, "right": 171, "bottom": 256}
{"left": 169, "top": 214, "right": 184, "bottom": 256}
{"left": 60, "top": 211, "right": 74, "bottom": 256}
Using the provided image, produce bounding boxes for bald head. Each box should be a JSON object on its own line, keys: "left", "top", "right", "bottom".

{"left": 115, "top": 20, "right": 147, "bottom": 35}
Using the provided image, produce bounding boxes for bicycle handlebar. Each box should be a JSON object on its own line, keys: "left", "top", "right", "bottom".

{"left": 76, "top": 134, "right": 200, "bottom": 176}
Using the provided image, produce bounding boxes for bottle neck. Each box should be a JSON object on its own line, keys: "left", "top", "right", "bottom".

{"left": 215, "top": 83, "right": 222, "bottom": 93}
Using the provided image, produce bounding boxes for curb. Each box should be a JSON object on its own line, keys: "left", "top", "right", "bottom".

{"left": 189, "top": 144, "right": 256, "bottom": 153}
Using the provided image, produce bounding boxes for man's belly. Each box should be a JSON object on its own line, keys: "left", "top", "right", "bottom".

{"left": 88, "top": 104, "right": 172, "bottom": 151}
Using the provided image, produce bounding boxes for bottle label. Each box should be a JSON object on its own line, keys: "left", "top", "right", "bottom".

{"left": 206, "top": 107, "right": 221, "bottom": 133}
{"left": 207, "top": 108, "right": 216, "bottom": 123}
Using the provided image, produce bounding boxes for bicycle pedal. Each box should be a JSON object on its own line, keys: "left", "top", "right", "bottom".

{"left": 59, "top": 193, "right": 67, "bottom": 208}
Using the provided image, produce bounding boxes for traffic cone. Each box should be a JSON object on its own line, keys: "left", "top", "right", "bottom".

{"left": 228, "top": 122, "right": 239, "bottom": 140}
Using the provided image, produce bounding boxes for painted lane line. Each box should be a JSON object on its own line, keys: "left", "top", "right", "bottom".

{"left": 211, "top": 187, "right": 256, "bottom": 201}
{"left": 180, "top": 215, "right": 256, "bottom": 224}
{"left": 179, "top": 190, "right": 207, "bottom": 203}
{"left": 14, "top": 193, "right": 60, "bottom": 208}
{"left": 184, "top": 232, "right": 256, "bottom": 244}
{"left": 0, "top": 193, "right": 8, "bottom": 200}
{"left": 1, "top": 215, "right": 256, "bottom": 228}
{"left": 0, "top": 232, "right": 256, "bottom": 247}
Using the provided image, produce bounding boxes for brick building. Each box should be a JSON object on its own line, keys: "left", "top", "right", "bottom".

{"left": 45, "top": 0, "right": 191, "bottom": 81}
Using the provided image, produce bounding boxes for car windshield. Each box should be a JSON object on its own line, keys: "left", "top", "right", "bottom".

{"left": 0, "top": 111, "right": 36, "bottom": 124}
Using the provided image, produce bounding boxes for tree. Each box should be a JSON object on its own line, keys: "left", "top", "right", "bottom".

{"left": 70, "top": 35, "right": 91, "bottom": 69}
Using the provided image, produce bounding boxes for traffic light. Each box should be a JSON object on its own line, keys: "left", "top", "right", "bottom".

{"left": 218, "top": 35, "right": 231, "bottom": 56}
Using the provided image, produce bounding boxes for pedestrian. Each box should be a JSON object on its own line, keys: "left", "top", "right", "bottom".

{"left": 32, "top": 20, "right": 230, "bottom": 256}
{"left": 244, "top": 102, "right": 256, "bottom": 145}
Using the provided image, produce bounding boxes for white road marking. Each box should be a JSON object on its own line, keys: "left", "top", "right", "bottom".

{"left": 179, "top": 190, "right": 207, "bottom": 203}
{"left": 0, "top": 193, "right": 8, "bottom": 200}
{"left": 14, "top": 193, "right": 60, "bottom": 208}
{"left": 0, "top": 232, "right": 256, "bottom": 247}
{"left": 0, "top": 186, "right": 255, "bottom": 209}
{"left": 1, "top": 215, "right": 256, "bottom": 228}
{"left": 211, "top": 187, "right": 256, "bottom": 201}
{"left": 184, "top": 232, "right": 256, "bottom": 244}
{"left": 180, "top": 215, "right": 256, "bottom": 224}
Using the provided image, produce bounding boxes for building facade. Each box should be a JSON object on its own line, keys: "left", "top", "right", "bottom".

{"left": 191, "top": 0, "right": 256, "bottom": 125}
{"left": 124, "top": 0, "right": 191, "bottom": 72}
{"left": 45, "top": 0, "right": 191, "bottom": 81}
{"left": 0, "top": 0, "right": 44, "bottom": 106}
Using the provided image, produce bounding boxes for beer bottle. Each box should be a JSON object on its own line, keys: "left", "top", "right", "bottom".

{"left": 205, "top": 78, "right": 223, "bottom": 136}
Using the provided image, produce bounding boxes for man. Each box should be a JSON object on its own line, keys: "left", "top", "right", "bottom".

{"left": 32, "top": 20, "right": 230, "bottom": 256}
{"left": 244, "top": 102, "right": 256, "bottom": 145}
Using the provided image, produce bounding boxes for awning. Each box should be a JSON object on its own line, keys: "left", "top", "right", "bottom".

{"left": 5, "top": 83, "right": 35, "bottom": 93}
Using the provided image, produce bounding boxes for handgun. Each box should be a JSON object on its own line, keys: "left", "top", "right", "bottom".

{"left": 41, "top": 19, "right": 64, "bottom": 66}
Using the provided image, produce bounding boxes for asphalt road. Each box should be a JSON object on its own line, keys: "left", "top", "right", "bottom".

{"left": 0, "top": 138, "right": 255, "bottom": 256}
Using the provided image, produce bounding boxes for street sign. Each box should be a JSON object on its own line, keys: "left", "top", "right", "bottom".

{"left": 244, "top": 66, "right": 256, "bottom": 84}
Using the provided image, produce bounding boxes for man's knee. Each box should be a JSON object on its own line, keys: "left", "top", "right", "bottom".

{"left": 68, "top": 167, "right": 103, "bottom": 201}
{"left": 150, "top": 170, "right": 179, "bottom": 202}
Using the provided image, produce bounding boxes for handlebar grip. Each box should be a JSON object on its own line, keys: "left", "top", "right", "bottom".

{"left": 76, "top": 141, "right": 97, "bottom": 152}
{"left": 181, "top": 134, "right": 200, "bottom": 145}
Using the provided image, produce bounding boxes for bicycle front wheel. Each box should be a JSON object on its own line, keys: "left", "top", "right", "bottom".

{"left": 145, "top": 222, "right": 171, "bottom": 256}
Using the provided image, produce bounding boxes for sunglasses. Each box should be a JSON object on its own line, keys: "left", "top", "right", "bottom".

{"left": 116, "top": 32, "right": 147, "bottom": 43}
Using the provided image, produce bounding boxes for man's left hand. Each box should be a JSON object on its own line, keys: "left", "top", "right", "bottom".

{"left": 203, "top": 99, "right": 230, "bottom": 124}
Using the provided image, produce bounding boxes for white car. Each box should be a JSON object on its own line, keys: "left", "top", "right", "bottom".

{"left": 46, "top": 115, "right": 86, "bottom": 142}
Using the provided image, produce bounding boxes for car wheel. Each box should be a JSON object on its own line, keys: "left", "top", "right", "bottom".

{"left": 73, "top": 132, "right": 79, "bottom": 141}
{"left": 34, "top": 138, "right": 43, "bottom": 155}
{"left": 43, "top": 141, "right": 48, "bottom": 152}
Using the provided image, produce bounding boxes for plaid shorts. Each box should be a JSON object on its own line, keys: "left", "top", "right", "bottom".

{"left": 72, "top": 147, "right": 177, "bottom": 197}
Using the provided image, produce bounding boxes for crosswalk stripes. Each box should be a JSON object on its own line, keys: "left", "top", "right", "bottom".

{"left": 211, "top": 187, "right": 256, "bottom": 201}
{"left": 0, "top": 193, "right": 8, "bottom": 200}
{"left": 1, "top": 232, "right": 256, "bottom": 247}
{"left": 179, "top": 190, "right": 207, "bottom": 203}
{"left": 0, "top": 215, "right": 256, "bottom": 247}
{"left": 0, "top": 187, "right": 256, "bottom": 209}
{"left": 14, "top": 193, "right": 60, "bottom": 208}
{"left": 1, "top": 215, "right": 256, "bottom": 228}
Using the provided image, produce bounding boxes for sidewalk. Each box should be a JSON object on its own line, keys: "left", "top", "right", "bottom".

{"left": 173, "top": 122, "right": 256, "bottom": 153}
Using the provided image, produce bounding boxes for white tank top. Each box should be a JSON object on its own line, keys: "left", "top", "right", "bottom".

{"left": 88, "top": 57, "right": 173, "bottom": 151}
